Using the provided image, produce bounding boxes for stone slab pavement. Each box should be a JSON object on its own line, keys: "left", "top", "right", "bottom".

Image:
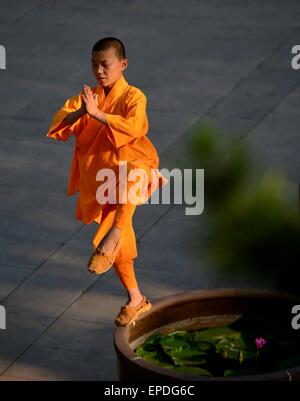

{"left": 0, "top": 0, "right": 299, "bottom": 380}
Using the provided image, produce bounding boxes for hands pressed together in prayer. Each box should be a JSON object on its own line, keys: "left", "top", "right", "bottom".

{"left": 81, "top": 84, "right": 107, "bottom": 125}
{"left": 81, "top": 84, "right": 98, "bottom": 116}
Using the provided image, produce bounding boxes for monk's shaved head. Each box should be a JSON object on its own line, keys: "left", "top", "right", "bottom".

{"left": 92, "top": 37, "right": 126, "bottom": 60}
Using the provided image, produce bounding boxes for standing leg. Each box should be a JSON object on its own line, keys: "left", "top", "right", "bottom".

{"left": 113, "top": 221, "right": 151, "bottom": 326}
{"left": 113, "top": 221, "right": 144, "bottom": 307}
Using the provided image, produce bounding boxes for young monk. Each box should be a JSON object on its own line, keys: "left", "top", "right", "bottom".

{"left": 46, "top": 37, "right": 167, "bottom": 326}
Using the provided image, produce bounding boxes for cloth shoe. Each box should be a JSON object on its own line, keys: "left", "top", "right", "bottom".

{"left": 115, "top": 296, "right": 152, "bottom": 326}
{"left": 88, "top": 237, "right": 122, "bottom": 274}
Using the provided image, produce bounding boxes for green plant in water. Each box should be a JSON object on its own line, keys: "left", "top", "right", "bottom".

{"left": 135, "top": 322, "right": 300, "bottom": 378}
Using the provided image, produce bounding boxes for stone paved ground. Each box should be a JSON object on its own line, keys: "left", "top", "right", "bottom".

{"left": 0, "top": 0, "right": 299, "bottom": 380}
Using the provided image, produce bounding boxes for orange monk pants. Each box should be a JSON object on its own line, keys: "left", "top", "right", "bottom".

{"left": 92, "top": 202, "right": 139, "bottom": 290}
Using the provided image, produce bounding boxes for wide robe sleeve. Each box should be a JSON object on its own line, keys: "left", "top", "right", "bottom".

{"left": 46, "top": 92, "right": 87, "bottom": 141}
{"left": 105, "top": 89, "right": 148, "bottom": 149}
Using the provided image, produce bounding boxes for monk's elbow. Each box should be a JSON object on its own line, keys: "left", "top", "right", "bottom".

{"left": 47, "top": 130, "right": 70, "bottom": 141}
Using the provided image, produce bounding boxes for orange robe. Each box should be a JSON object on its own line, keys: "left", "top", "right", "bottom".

{"left": 46, "top": 74, "right": 167, "bottom": 253}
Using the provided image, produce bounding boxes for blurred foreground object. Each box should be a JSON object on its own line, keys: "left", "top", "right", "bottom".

{"left": 188, "top": 123, "right": 300, "bottom": 295}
